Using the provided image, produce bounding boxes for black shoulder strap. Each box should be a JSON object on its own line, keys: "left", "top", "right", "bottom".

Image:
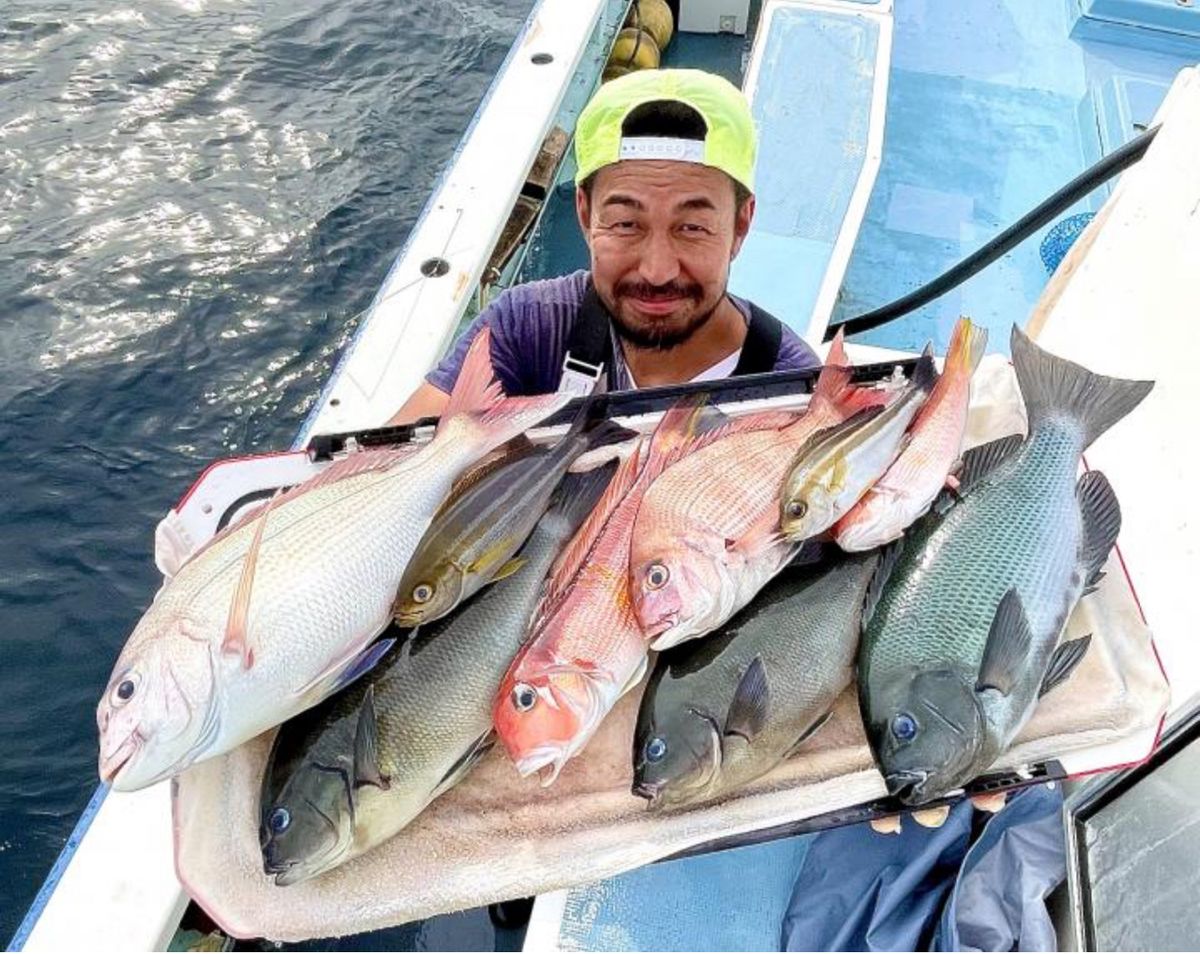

{"left": 560, "top": 280, "right": 613, "bottom": 394}
{"left": 732, "top": 302, "right": 784, "bottom": 376}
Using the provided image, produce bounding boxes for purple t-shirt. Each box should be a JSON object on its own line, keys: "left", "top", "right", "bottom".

{"left": 427, "top": 270, "right": 820, "bottom": 396}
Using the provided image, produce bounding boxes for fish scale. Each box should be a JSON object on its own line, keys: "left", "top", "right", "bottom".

{"left": 867, "top": 426, "right": 1082, "bottom": 675}
{"left": 630, "top": 337, "right": 890, "bottom": 650}
{"left": 258, "top": 473, "right": 607, "bottom": 884}
{"left": 634, "top": 552, "right": 877, "bottom": 807}
{"left": 860, "top": 326, "right": 1152, "bottom": 804}
{"left": 97, "top": 327, "right": 571, "bottom": 792}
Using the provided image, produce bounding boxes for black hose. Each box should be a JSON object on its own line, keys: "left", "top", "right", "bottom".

{"left": 825, "top": 124, "right": 1161, "bottom": 341}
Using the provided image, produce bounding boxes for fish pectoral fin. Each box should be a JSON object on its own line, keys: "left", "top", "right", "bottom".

{"left": 975, "top": 589, "right": 1033, "bottom": 697}
{"left": 724, "top": 656, "right": 770, "bottom": 743}
{"left": 221, "top": 492, "right": 280, "bottom": 668}
{"left": 619, "top": 652, "right": 651, "bottom": 698}
{"left": 860, "top": 540, "right": 903, "bottom": 633}
{"left": 353, "top": 685, "right": 390, "bottom": 790}
{"left": 1076, "top": 471, "right": 1121, "bottom": 585}
{"left": 783, "top": 709, "right": 835, "bottom": 758}
{"left": 1039, "top": 634, "right": 1092, "bottom": 698}
{"left": 292, "top": 636, "right": 398, "bottom": 703}
{"left": 486, "top": 556, "right": 526, "bottom": 584}
{"left": 726, "top": 511, "right": 784, "bottom": 562}
{"left": 430, "top": 731, "right": 495, "bottom": 800}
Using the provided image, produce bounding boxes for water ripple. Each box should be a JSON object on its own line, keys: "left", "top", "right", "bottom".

{"left": 0, "top": 0, "right": 531, "bottom": 937}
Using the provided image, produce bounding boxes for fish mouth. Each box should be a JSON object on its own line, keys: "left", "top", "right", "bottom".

{"left": 99, "top": 732, "right": 142, "bottom": 787}
{"left": 632, "top": 778, "right": 666, "bottom": 805}
{"left": 270, "top": 861, "right": 314, "bottom": 888}
{"left": 515, "top": 745, "right": 571, "bottom": 786}
{"left": 885, "top": 769, "right": 931, "bottom": 805}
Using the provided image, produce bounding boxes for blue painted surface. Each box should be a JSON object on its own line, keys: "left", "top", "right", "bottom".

{"left": 837, "top": 0, "right": 1198, "bottom": 356}
{"left": 729, "top": 7, "right": 880, "bottom": 333}
{"left": 1082, "top": 0, "right": 1200, "bottom": 39}
{"left": 557, "top": 836, "right": 812, "bottom": 951}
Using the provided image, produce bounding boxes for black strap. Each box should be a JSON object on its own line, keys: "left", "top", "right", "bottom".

{"left": 563, "top": 282, "right": 615, "bottom": 378}
{"left": 562, "top": 281, "right": 785, "bottom": 387}
{"left": 732, "top": 302, "right": 784, "bottom": 376}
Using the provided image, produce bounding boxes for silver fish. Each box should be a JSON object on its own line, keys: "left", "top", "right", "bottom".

{"left": 258, "top": 467, "right": 614, "bottom": 885}
{"left": 97, "top": 329, "right": 570, "bottom": 791}
{"left": 780, "top": 351, "right": 936, "bottom": 541}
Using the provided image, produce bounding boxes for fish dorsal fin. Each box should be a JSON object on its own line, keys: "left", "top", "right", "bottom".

{"left": 662, "top": 407, "right": 801, "bottom": 464}
{"left": 438, "top": 327, "right": 505, "bottom": 436}
{"left": 1039, "top": 634, "right": 1092, "bottom": 697}
{"left": 724, "top": 656, "right": 770, "bottom": 742}
{"left": 861, "top": 541, "right": 900, "bottom": 633}
{"left": 439, "top": 440, "right": 544, "bottom": 515}
{"left": 640, "top": 394, "right": 712, "bottom": 475}
{"left": 789, "top": 405, "right": 887, "bottom": 469}
{"left": 976, "top": 589, "right": 1032, "bottom": 696}
{"left": 1076, "top": 470, "right": 1121, "bottom": 585}
{"left": 353, "top": 685, "right": 390, "bottom": 790}
{"left": 956, "top": 434, "right": 1024, "bottom": 496}
{"left": 539, "top": 437, "right": 646, "bottom": 615}
{"left": 430, "top": 731, "right": 494, "bottom": 800}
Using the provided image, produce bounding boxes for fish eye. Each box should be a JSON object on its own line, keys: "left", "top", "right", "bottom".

{"left": 268, "top": 806, "right": 291, "bottom": 835}
{"left": 645, "top": 737, "right": 668, "bottom": 763}
{"left": 512, "top": 683, "right": 538, "bottom": 712}
{"left": 412, "top": 583, "right": 434, "bottom": 605}
{"left": 891, "top": 712, "right": 918, "bottom": 742}
{"left": 111, "top": 674, "right": 139, "bottom": 706}
{"left": 786, "top": 500, "right": 808, "bottom": 520}
{"left": 646, "top": 563, "right": 670, "bottom": 590}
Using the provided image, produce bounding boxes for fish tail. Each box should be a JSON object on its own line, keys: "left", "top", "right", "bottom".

{"left": 1010, "top": 325, "right": 1153, "bottom": 449}
{"left": 544, "top": 462, "right": 619, "bottom": 538}
{"left": 945, "top": 317, "right": 988, "bottom": 378}
{"left": 572, "top": 394, "right": 639, "bottom": 452}
{"left": 910, "top": 346, "right": 938, "bottom": 394}
{"left": 810, "top": 328, "right": 891, "bottom": 418}
{"left": 642, "top": 394, "right": 709, "bottom": 479}
{"left": 444, "top": 328, "right": 571, "bottom": 453}
{"left": 439, "top": 326, "right": 504, "bottom": 432}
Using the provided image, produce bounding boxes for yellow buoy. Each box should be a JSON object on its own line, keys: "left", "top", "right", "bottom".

{"left": 603, "top": 26, "right": 661, "bottom": 82}
{"left": 629, "top": 0, "right": 674, "bottom": 53}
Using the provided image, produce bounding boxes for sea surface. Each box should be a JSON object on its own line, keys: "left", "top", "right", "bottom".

{"left": 0, "top": 0, "right": 530, "bottom": 939}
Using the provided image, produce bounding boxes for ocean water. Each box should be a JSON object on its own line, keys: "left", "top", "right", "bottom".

{"left": 0, "top": 0, "right": 530, "bottom": 938}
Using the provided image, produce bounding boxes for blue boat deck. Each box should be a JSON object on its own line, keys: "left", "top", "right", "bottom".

{"left": 521, "top": 0, "right": 1198, "bottom": 359}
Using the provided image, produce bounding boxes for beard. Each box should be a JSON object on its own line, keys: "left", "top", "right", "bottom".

{"left": 607, "top": 279, "right": 723, "bottom": 351}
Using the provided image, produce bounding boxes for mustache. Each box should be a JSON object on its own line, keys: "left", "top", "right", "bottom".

{"left": 614, "top": 279, "right": 704, "bottom": 303}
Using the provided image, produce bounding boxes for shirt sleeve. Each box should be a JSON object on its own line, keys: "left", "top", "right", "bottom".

{"left": 774, "top": 326, "right": 823, "bottom": 372}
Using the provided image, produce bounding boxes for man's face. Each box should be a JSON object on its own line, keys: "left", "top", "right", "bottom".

{"left": 576, "top": 159, "right": 754, "bottom": 350}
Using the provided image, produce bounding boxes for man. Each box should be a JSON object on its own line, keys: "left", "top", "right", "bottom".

{"left": 391, "top": 68, "right": 820, "bottom": 423}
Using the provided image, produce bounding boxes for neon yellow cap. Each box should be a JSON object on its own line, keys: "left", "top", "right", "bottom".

{"left": 573, "top": 68, "right": 757, "bottom": 192}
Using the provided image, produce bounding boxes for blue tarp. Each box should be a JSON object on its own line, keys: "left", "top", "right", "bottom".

{"left": 781, "top": 784, "right": 1066, "bottom": 952}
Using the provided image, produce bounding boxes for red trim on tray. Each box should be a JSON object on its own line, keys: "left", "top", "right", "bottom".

{"left": 174, "top": 450, "right": 310, "bottom": 509}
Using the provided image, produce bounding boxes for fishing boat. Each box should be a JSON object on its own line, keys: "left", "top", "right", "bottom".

{"left": 11, "top": 0, "right": 1200, "bottom": 948}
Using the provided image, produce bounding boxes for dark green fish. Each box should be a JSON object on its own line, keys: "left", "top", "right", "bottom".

{"left": 632, "top": 550, "right": 878, "bottom": 808}
{"left": 393, "top": 396, "right": 625, "bottom": 626}
{"left": 259, "top": 466, "right": 614, "bottom": 886}
{"left": 860, "top": 325, "right": 1153, "bottom": 805}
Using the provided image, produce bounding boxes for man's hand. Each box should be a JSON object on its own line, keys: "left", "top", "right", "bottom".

{"left": 868, "top": 791, "right": 1008, "bottom": 834}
